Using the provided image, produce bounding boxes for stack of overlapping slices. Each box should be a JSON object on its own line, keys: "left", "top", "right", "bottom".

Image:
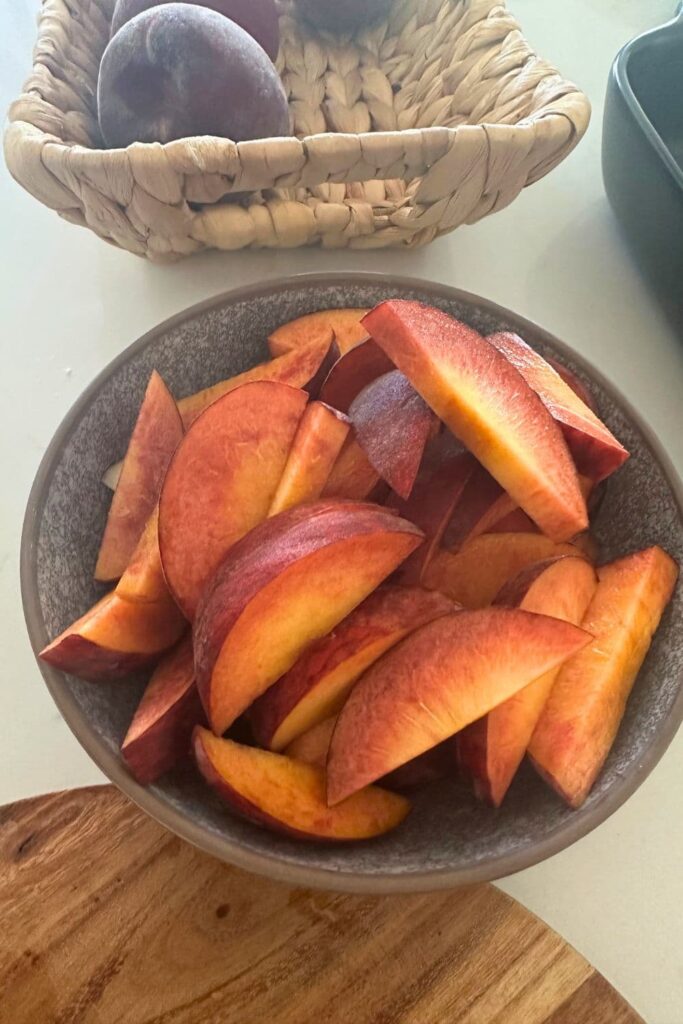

{"left": 40, "top": 302, "right": 678, "bottom": 841}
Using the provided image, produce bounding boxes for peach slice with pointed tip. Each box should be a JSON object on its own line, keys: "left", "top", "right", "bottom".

{"left": 423, "top": 533, "right": 585, "bottom": 609}
{"left": 363, "top": 301, "right": 587, "bottom": 541}
{"left": 349, "top": 370, "right": 435, "bottom": 500}
{"left": 95, "top": 371, "right": 183, "bottom": 581}
{"left": 457, "top": 556, "right": 598, "bottom": 806}
{"left": 318, "top": 338, "right": 394, "bottom": 413}
{"left": 268, "top": 401, "right": 350, "bottom": 516}
{"left": 193, "top": 728, "right": 410, "bottom": 841}
{"left": 250, "top": 584, "right": 455, "bottom": 751}
{"left": 326, "top": 608, "right": 591, "bottom": 804}
{"left": 115, "top": 508, "right": 169, "bottom": 605}
{"left": 159, "top": 380, "right": 308, "bottom": 620}
{"left": 194, "top": 500, "right": 424, "bottom": 735}
{"left": 39, "top": 590, "right": 186, "bottom": 682}
{"left": 121, "top": 635, "right": 204, "bottom": 785}
{"left": 528, "top": 546, "right": 678, "bottom": 808}
{"left": 268, "top": 309, "right": 370, "bottom": 358}
{"left": 488, "top": 331, "right": 628, "bottom": 483}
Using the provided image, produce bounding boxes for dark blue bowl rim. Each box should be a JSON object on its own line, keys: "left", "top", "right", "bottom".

{"left": 20, "top": 272, "right": 683, "bottom": 893}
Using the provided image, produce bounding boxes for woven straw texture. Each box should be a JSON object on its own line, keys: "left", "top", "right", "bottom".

{"left": 5, "top": 0, "right": 590, "bottom": 262}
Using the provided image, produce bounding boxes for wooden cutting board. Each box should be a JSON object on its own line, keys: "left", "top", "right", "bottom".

{"left": 0, "top": 786, "right": 642, "bottom": 1024}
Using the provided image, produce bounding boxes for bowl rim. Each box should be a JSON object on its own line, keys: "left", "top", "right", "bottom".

{"left": 21, "top": 271, "right": 683, "bottom": 893}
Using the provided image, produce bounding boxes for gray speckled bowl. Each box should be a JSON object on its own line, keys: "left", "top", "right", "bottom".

{"left": 22, "top": 273, "right": 683, "bottom": 892}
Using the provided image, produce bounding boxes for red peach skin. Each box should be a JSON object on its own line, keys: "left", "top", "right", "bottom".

{"left": 488, "top": 331, "right": 628, "bottom": 482}
{"left": 268, "top": 309, "right": 370, "bottom": 358}
{"left": 423, "top": 532, "right": 585, "bottom": 609}
{"left": 250, "top": 585, "right": 455, "bottom": 750}
{"left": 193, "top": 728, "right": 410, "bottom": 841}
{"left": 159, "top": 380, "right": 308, "bottom": 619}
{"left": 349, "top": 371, "right": 435, "bottom": 500}
{"left": 194, "top": 500, "right": 424, "bottom": 735}
{"left": 528, "top": 546, "right": 678, "bottom": 808}
{"left": 268, "top": 401, "right": 350, "bottom": 516}
{"left": 121, "top": 635, "right": 204, "bottom": 784}
{"left": 40, "top": 591, "right": 185, "bottom": 681}
{"left": 457, "top": 556, "right": 598, "bottom": 806}
{"left": 389, "top": 453, "right": 475, "bottom": 584}
{"left": 95, "top": 371, "right": 183, "bottom": 581}
{"left": 326, "top": 608, "right": 590, "bottom": 804}
{"left": 363, "top": 301, "right": 587, "bottom": 541}
{"left": 319, "top": 339, "right": 394, "bottom": 413}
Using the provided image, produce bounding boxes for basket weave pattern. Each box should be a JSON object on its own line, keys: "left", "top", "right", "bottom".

{"left": 5, "top": 0, "right": 590, "bottom": 261}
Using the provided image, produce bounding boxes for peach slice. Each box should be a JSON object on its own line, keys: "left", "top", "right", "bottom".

{"left": 321, "top": 435, "right": 381, "bottom": 500}
{"left": 349, "top": 371, "right": 435, "bottom": 500}
{"left": 546, "top": 355, "right": 598, "bottom": 413}
{"left": 158, "top": 380, "right": 308, "bottom": 620}
{"left": 193, "top": 728, "right": 410, "bottom": 841}
{"left": 457, "top": 556, "right": 598, "bottom": 806}
{"left": 423, "top": 532, "right": 585, "bottom": 609}
{"left": 318, "top": 338, "right": 394, "bottom": 413}
{"left": 268, "top": 309, "right": 370, "bottom": 358}
{"left": 528, "top": 546, "right": 678, "bottom": 808}
{"left": 326, "top": 608, "right": 590, "bottom": 803}
{"left": 194, "top": 501, "right": 423, "bottom": 735}
{"left": 39, "top": 590, "right": 186, "bottom": 682}
{"left": 176, "top": 337, "right": 331, "bottom": 429}
{"left": 95, "top": 371, "right": 183, "bottom": 581}
{"left": 389, "top": 453, "right": 475, "bottom": 584}
{"left": 363, "top": 301, "right": 587, "bottom": 541}
{"left": 268, "top": 401, "right": 350, "bottom": 516}
{"left": 121, "top": 635, "right": 204, "bottom": 784}
{"left": 250, "top": 585, "right": 455, "bottom": 750}
{"left": 488, "top": 331, "right": 628, "bottom": 482}
{"left": 115, "top": 508, "right": 169, "bottom": 604}
{"left": 285, "top": 715, "right": 453, "bottom": 790}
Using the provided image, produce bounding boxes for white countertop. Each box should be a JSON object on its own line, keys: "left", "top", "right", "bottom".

{"left": 2, "top": 1, "right": 682, "bottom": 1020}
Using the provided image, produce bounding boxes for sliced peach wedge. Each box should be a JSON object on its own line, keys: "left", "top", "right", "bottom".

{"left": 488, "top": 331, "right": 628, "bottom": 483}
{"left": 457, "top": 556, "right": 598, "bottom": 806}
{"left": 363, "top": 301, "right": 587, "bottom": 541}
{"left": 268, "top": 308, "right": 370, "bottom": 358}
{"left": 159, "top": 380, "right": 308, "bottom": 620}
{"left": 39, "top": 589, "right": 186, "bottom": 682}
{"left": 268, "top": 401, "right": 350, "bottom": 516}
{"left": 250, "top": 585, "right": 455, "bottom": 751}
{"left": 529, "top": 546, "right": 678, "bottom": 808}
{"left": 319, "top": 338, "right": 393, "bottom": 413}
{"left": 321, "top": 435, "right": 381, "bottom": 501}
{"left": 194, "top": 501, "right": 424, "bottom": 735}
{"left": 349, "top": 371, "right": 436, "bottom": 500}
{"left": 95, "top": 371, "right": 183, "bottom": 581}
{"left": 193, "top": 728, "right": 410, "bottom": 841}
{"left": 423, "top": 532, "right": 585, "bottom": 610}
{"left": 122, "top": 635, "right": 203, "bottom": 785}
{"left": 326, "top": 608, "right": 591, "bottom": 804}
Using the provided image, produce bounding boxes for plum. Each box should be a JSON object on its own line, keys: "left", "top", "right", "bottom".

{"left": 110, "top": 0, "right": 280, "bottom": 61}
{"left": 295, "top": 0, "right": 393, "bottom": 34}
{"left": 98, "top": 4, "right": 290, "bottom": 148}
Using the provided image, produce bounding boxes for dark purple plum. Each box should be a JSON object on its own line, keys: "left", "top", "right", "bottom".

{"left": 110, "top": 0, "right": 280, "bottom": 61}
{"left": 98, "top": 3, "right": 290, "bottom": 148}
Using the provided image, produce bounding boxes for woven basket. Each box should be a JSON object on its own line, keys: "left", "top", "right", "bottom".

{"left": 5, "top": 0, "right": 590, "bottom": 262}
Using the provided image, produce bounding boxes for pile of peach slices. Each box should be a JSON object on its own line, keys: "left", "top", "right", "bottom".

{"left": 41, "top": 301, "right": 678, "bottom": 842}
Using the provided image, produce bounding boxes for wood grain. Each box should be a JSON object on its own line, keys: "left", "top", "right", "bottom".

{"left": 0, "top": 786, "right": 642, "bottom": 1024}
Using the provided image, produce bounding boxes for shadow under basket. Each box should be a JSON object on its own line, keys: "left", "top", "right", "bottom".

{"left": 5, "top": 0, "right": 590, "bottom": 261}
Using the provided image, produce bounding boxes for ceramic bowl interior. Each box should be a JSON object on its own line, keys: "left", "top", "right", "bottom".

{"left": 22, "top": 274, "right": 683, "bottom": 892}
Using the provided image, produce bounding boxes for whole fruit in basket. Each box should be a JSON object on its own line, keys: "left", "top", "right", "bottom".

{"left": 110, "top": 0, "right": 280, "bottom": 60}
{"left": 294, "top": 0, "right": 394, "bottom": 34}
{"left": 97, "top": 3, "right": 290, "bottom": 148}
